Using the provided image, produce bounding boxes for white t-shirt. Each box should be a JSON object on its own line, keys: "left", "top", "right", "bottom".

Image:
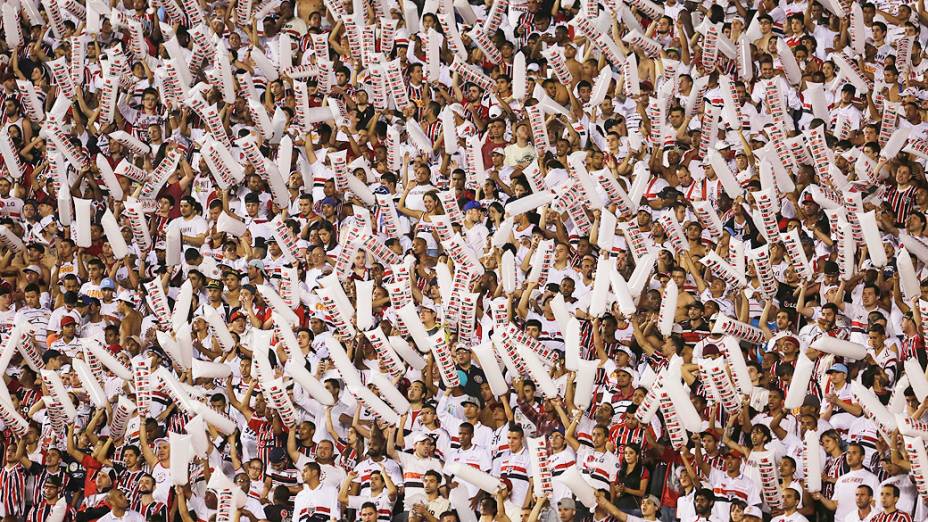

{"left": 832, "top": 469, "right": 880, "bottom": 522}
{"left": 293, "top": 483, "right": 340, "bottom": 520}
{"left": 169, "top": 215, "right": 209, "bottom": 249}
{"left": 576, "top": 446, "right": 619, "bottom": 492}
{"left": 98, "top": 511, "right": 146, "bottom": 522}
{"left": 842, "top": 508, "right": 876, "bottom": 522}
{"left": 151, "top": 463, "right": 171, "bottom": 504}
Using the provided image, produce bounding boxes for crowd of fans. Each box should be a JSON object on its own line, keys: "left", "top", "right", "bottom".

{"left": 1, "top": 0, "right": 928, "bottom": 520}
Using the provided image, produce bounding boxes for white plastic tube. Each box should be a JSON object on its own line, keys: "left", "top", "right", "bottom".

{"left": 258, "top": 284, "right": 300, "bottom": 325}
{"left": 82, "top": 338, "right": 132, "bottom": 380}
{"left": 574, "top": 358, "right": 599, "bottom": 411}
{"left": 907, "top": 358, "right": 928, "bottom": 402}
{"left": 555, "top": 465, "right": 597, "bottom": 508}
{"left": 170, "top": 432, "right": 193, "bottom": 485}
{"left": 658, "top": 280, "right": 678, "bottom": 336}
{"left": 368, "top": 372, "right": 411, "bottom": 414}
{"left": 785, "top": 353, "right": 815, "bottom": 409}
{"left": 349, "top": 384, "right": 400, "bottom": 425}
{"left": 811, "top": 336, "right": 868, "bottom": 360}
{"left": 448, "top": 462, "right": 501, "bottom": 494}
{"left": 72, "top": 198, "right": 92, "bottom": 247}
{"left": 472, "top": 341, "right": 508, "bottom": 397}
{"left": 72, "top": 359, "right": 106, "bottom": 408}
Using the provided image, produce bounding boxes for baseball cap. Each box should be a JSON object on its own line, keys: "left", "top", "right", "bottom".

{"left": 557, "top": 498, "right": 576, "bottom": 510}
{"left": 827, "top": 363, "right": 848, "bottom": 374}
{"left": 60, "top": 316, "right": 77, "bottom": 328}
{"left": 642, "top": 495, "right": 661, "bottom": 507}
{"left": 461, "top": 395, "right": 481, "bottom": 407}
{"left": 206, "top": 279, "right": 223, "bottom": 290}
{"left": 743, "top": 506, "right": 763, "bottom": 519}
{"left": 702, "top": 344, "right": 721, "bottom": 357}
{"left": 100, "top": 467, "right": 117, "bottom": 482}
{"left": 100, "top": 278, "right": 116, "bottom": 290}
{"left": 248, "top": 259, "right": 264, "bottom": 270}
{"left": 410, "top": 431, "right": 431, "bottom": 445}
{"left": 23, "top": 264, "right": 41, "bottom": 274}
{"left": 320, "top": 196, "right": 338, "bottom": 207}
{"left": 462, "top": 200, "right": 483, "bottom": 211}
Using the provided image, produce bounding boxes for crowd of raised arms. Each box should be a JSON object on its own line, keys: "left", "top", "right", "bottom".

{"left": 3, "top": 0, "right": 928, "bottom": 521}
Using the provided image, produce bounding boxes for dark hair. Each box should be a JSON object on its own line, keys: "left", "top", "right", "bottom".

{"left": 304, "top": 461, "right": 321, "bottom": 475}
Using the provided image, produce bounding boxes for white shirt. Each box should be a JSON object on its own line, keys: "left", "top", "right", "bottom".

{"left": 151, "top": 463, "right": 171, "bottom": 504}
{"left": 168, "top": 214, "right": 209, "bottom": 248}
{"left": 576, "top": 446, "right": 619, "bottom": 492}
{"left": 833, "top": 469, "right": 880, "bottom": 522}
{"left": 293, "top": 482, "right": 340, "bottom": 521}
{"left": 97, "top": 511, "right": 146, "bottom": 522}
{"left": 447, "top": 445, "right": 492, "bottom": 498}
{"left": 842, "top": 508, "right": 876, "bottom": 522}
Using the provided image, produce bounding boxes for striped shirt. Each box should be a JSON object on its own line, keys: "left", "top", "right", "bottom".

{"left": 609, "top": 423, "right": 648, "bottom": 457}
{"left": 25, "top": 500, "right": 74, "bottom": 522}
{"left": 0, "top": 463, "right": 26, "bottom": 518}
{"left": 496, "top": 448, "right": 532, "bottom": 506}
{"left": 130, "top": 500, "right": 167, "bottom": 521}
{"left": 397, "top": 452, "right": 442, "bottom": 511}
{"left": 871, "top": 511, "right": 913, "bottom": 522}
{"left": 28, "top": 466, "right": 69, "bottom": 506}
{"left": 117, "top": 468, "right": 145, "bottom": 506}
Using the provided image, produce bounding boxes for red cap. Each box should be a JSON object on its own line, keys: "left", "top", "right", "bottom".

{"left": 60, "top": 316, "right": 76, "bottom": 328}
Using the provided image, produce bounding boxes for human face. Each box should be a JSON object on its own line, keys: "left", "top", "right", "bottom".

{"left": 360, "top": 506, "right": 378, "bottom": 522}
{"left": 879, "top": 486, "right": 897, "bottom": 510}
{"left": 247, "top": 460, "right": 263, "bottom": 480}
{"left": 316, "top": 441, "right": 333, "bottom": 461}
{"left": 419, "top": 408, "right": 436, "bottom": 426}
{"left": 43, "top": 482, "right": 60, "bottom": 500}
{"left": 856, "top": 486, "right": 872, "bottom": 509}
{"left": 623, "top": 446, "right": 638, "bottom": 465}
{"left": 142, "top": 92, "right": 157, "bottom": 110}
{"left": 155, "top": 441, "right": 170, "bottom": 461}
{"left": 137, "top": 475, "right": 155, "bottom": 494}
{"left": 695, "top": 495, "right": 713, "bottom": 515}
{"left": 507, "top": 431, "right": 523, "bottom": 452}
{"left": 96, "top": 471, "right": 113, "bottom": 492}
{"left": 847, "top": 445, "right": 864, "bottom": 467}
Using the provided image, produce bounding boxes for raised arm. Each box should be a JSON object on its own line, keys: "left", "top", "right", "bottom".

{"left": 137, "top": 417, "right": 159, "bottom": 468}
